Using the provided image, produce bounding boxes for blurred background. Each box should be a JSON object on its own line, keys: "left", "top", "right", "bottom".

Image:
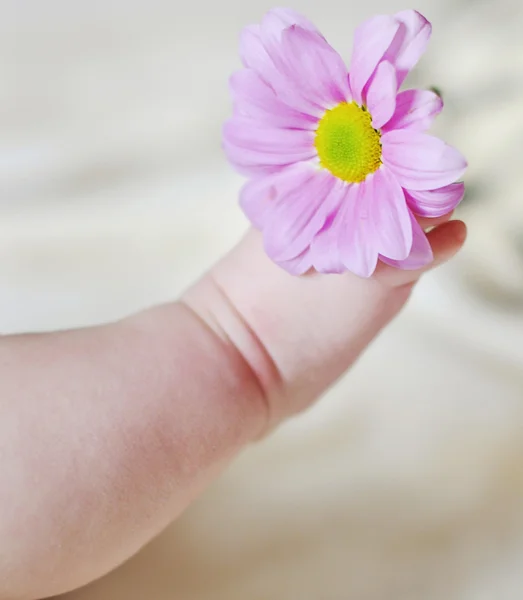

{"left": 2, "top": 0, "right": 523, "bottom": 598}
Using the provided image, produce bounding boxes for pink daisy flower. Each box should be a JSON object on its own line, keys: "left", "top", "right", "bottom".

{"left": 223, "top": 8, "right": 468, "bottom": 277}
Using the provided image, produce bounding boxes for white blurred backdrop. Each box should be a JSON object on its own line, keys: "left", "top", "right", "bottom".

{"left": 1, "top": 1, "right": 523, "bottom": 599}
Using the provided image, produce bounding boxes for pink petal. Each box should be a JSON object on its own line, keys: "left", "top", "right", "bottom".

{"left": 260, "top": 7, "right": 319, "bottom": 40}
{"left": 240, "top": 11, "right": 348, "bottom": 115}
{"left": 240, "top": 25, "right": 323, "bottom": 117}
{"left": 382, "top": 130, "right": 468, "bottom": 191}
{"left": 222, "top": 118, "right": 316, "bottom": 173}
{"left": 240, "top": 8, "right": 318, "bottom": 75}
{"left": 239, "top": 164, "right": 314, "bottom": 230}
{"left": 369, "top": 168, "right": 412, "bottom": 260}
{"left": 230, "top": 69, "right": 316, "bottom": 130}
{"left": 365, "top": 61, "right": 397, "bottom": 129}
{"left": 312, "top": 182, "right": 379, "bottom": 277}
{"left": 406, "top": 183, "right": 465, "bottom": 218}
{"left": 221, "top": 142, "right": 307, "bottom": 178}
{"left": 240, "top": 25, "right": 270, "bottom": 74}
{"left": 223, "top": 118, "right": 314, "bottom": 153}
{"left": 340, "top": 181, "right": 379, "bottom": 277}
{"left": 380, "top": 211, "right": 433, "bottom": 270}
{"left": 239, "top": 178, "right": 272, "bottom": 229}
{"left": 386, "top": 10, "right": 432, "bottom": 87}
{"left": 238, "top": 26, "right": 316, "bottom": 116}
{"left": 262, "top": 26, "right": 348, "bottom": 112}
{"left": 221, "top": 148, "right": 275, "bottom": 178}
{"left": 280, "top": 26, "right": 351, "bottom": 107}
{"left": 349, "top": 15, "right": 401, "bottom": 105}
{"left": 263, "top": 170, "right": 337, "bottom": 262}
{"left": 279, "top": 248, "right": 314, "bottom": 276}
{"left": 308, "top": 182, "right": 353, "bottom": 274}
{"left": 382, "top": 89, "right": 443, "bottom": 133}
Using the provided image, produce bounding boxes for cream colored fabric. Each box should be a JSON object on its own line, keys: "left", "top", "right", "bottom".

{"left": 1, "top": 1, "right": 523, "bottom": 598}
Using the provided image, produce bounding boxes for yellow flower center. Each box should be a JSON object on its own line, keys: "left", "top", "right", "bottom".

{"left": 314, "top": 102, "right": 382, "bottom": 183}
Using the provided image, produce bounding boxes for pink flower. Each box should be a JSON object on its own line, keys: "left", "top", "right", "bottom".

{"left": 223, "top": 8, "right": 467, "bottom": 277}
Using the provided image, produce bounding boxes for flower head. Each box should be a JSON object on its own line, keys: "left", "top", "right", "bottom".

{"left": 223, "top": 8, "right": 467, "bottom": 277}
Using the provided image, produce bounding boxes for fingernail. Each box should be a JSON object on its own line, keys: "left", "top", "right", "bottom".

{"left": 456, "top": 221, "right": 467, "bottom": 244}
